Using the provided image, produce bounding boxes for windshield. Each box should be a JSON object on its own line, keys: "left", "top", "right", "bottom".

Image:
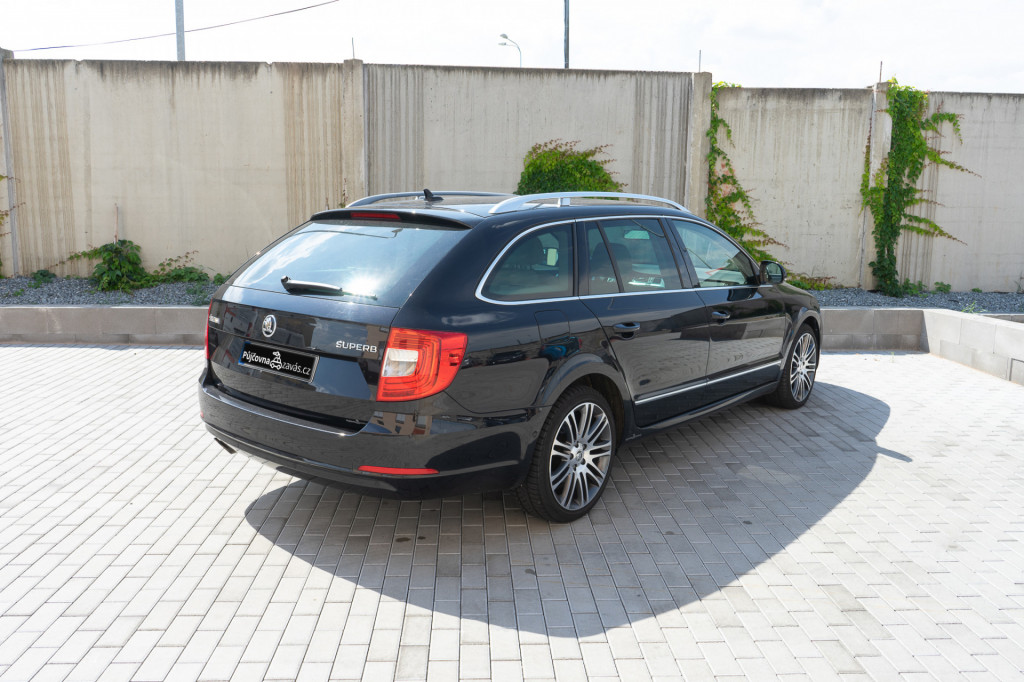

{"left": 232, "top": 219, "right": 466, "bottom": 308}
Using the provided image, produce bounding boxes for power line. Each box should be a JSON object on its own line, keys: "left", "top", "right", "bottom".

{"left": 11, "top": 0, "right": 340, "bottom": 53}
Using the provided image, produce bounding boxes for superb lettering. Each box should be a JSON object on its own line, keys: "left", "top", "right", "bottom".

{"left": 336, "top": 341, "right": 378, "bottom": 353}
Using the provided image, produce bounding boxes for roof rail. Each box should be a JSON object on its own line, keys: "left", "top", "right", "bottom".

{"left": 489, "top": 192, "right": 687, "bottom": 215}
{"left": 349, "top": 190, "right": 511, "bottom": 207}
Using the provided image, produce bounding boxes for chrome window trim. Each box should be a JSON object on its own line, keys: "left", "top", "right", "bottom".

{"left": 667, "top": 216, "right": 747, "bottom": 253}
{"left": 475, "top": 219, "right": 578, "bottom": 304}
{"left": 634, "top": 360, "right": 782, "bottom": 405}
{"left": 475, "top": 215, "right": 688, "bottom": 305}
{"left": 689, "top": 285, "right": 762, "bottom": 292}
{"left": 477, "top": 284, "right": 763, "bottom": 307}
{"left": 477, "top": 288, "right": 702, "bottom": 307}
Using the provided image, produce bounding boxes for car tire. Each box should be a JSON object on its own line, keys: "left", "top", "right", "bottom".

{"left": 767, "top": 323, "right": 819, "bottom": 409}
{"left": 516, "top": 386, "right": 615, "bottom": 522}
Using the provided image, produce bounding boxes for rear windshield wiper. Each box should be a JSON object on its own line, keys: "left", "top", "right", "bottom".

{"left": 280, "top": 276, "right": 377, "bottom": 300}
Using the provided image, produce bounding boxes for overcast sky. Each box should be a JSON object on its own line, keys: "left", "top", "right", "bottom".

{"left": 2, "top": 0, "right": 1021, "bottom": 94}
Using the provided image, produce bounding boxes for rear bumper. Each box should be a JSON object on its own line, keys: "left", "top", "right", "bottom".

{"left": 198, "top": 371, "right": 540, "bottom": 499}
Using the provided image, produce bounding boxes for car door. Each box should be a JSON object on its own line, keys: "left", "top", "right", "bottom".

{"left": 669, "top": 219, "right": 788, "bottom": 403}
{"left": 578, "top": 218, "right": 711, "bottom": 426}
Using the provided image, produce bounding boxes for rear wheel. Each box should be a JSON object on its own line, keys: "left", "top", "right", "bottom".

{"left": 517, "top": 386, "right": 615, "bottom": 522}
{"left": 768, "top": 323, "right": 818, "bottom": 409}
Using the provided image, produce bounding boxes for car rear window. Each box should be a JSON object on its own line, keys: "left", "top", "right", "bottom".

{"left": 231, "top": 219, "right": 466, "bottom": 308}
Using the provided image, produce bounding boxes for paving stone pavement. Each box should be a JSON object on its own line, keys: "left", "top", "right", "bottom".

{"left": 1, "top": 345, "right": 1023, "bottom": 681}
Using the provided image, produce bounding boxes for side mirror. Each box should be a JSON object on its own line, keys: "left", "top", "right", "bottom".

{"left": 760, "top": 261, "right": 786, "bottom": 284}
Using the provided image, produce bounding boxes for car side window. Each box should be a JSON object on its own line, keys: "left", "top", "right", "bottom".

{"left": 671, "top": 220, "right": 758, "bottom": 287}
{"left": 587, "top": 219, "right": 682, "bottom": 294}
{"left": 481, "top": 224, "right": 573, "bottom": 301}
{"left": 584, "top": 223, "right": 619, "bottom": 294}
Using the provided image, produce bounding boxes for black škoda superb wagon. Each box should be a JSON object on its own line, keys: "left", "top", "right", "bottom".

{"left": 199, "top": 191, "right": 821, "bottom": 521}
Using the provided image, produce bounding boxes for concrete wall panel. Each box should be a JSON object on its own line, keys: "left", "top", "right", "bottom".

{"left": 900, "top": 92, "right": 1024, "bottom": 292}
{"left": 715, "top": 87, "right": 874, "bottom": 285}
{"left": 1, "top": 58, "right": 1022, "bottom": 292}
{"left": 364, "top": 65, "right": 703, "bottom": 206}
{"left": 4, "top": 60, "right": 350, "bottom": 276}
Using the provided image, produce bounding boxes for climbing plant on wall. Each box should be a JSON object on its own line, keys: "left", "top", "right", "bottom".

{"left": 516, "top": 139, "right": 623, "bottom": 194}
{"left": 706, "top": 82, "right": 781, "bottom": 262}
{"left": 860, "top": 80, "right": 974, "bottom": 297}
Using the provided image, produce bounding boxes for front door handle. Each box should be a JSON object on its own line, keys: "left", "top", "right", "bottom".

{"left": 613, "top": 322, "right": 640, "bottom": 338}
{"left": 711, "top": 310, "right": 731, "bottom": 323}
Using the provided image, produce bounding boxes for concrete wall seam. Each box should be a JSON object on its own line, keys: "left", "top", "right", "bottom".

{"left": 0, "top": 48, "right": 19, "bottom": 276}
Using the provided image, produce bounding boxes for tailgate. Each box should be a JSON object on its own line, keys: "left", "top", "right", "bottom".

{"left": 206, "top": 288, "right": 396, "bottom": 426}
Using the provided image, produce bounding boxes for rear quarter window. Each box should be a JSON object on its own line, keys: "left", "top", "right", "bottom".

{"left": 480, "top": 224, "right": 574, "bottom": 302}
{"left": 231, "top": 220, "right": 466, "bottom": 308}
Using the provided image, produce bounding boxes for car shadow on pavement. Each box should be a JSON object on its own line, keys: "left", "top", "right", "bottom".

{"left": 244, "top": 381, "right": 904, "bottom": 637}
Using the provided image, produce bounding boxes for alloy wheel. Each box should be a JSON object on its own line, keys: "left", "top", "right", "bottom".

{"left": 789, "top": 332, "right": 817, "bottom": 403}
{"left": 549, "top": 401, "right": 612, "bottom": 511}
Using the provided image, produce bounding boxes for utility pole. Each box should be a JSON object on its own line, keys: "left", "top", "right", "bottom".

{"left": 564, "top": 0, "right": 570, "bottom": 69}
{"left": 175, "top": 0, "right": 185, "bottom": 61}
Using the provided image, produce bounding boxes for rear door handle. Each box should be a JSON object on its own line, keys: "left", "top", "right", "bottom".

{"left": 711, "top": 310, "right": 731, "bottom": 322}
{"left": 613, "top": 322, "right": 640, "bottom": 338}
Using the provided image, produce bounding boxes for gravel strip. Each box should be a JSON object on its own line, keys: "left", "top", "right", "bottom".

{"left": 0, "top": 276, "right": 219, "bottom": 306}
{"left": 2, "top": 276, "right": 1023, "bottom": 313}
{"left": 813, "top": 288, "right": 1024, "bottom": 313}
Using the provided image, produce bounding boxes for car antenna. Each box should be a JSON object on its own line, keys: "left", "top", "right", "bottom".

{"left": 423, "top": 188, "right": 443, "bottom": 203}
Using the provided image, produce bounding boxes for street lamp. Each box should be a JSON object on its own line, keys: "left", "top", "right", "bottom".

{"left": 498, "top": 33, "right": 522, "bottom": 68}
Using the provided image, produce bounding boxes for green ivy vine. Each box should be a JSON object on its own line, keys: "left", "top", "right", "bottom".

{"left": 516, "top": 139, "right": 623, "bottom": 195}
{"left": 860, "top": 80, "right": 974, "bottom": 297}
{"left": 706, "top": 82, "right": 781, "bottom": 262}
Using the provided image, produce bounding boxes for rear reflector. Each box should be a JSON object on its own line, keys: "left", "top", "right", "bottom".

{"left": 376, "top": 328, "right": 467, "bottom": 402}
{"left": 358, "top": 465, "right": 439, "bottom": 475}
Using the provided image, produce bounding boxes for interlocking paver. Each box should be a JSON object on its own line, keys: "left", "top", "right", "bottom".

{"left": 1, "top": 346, "right": 1023, "bottom": 680}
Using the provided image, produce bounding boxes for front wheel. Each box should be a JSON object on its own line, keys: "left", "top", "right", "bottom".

{"left": 768, "top": 324, "right": 819, "bottom": 409}
{"left": 516, "top": 386, "right": 615, "bottom": 522}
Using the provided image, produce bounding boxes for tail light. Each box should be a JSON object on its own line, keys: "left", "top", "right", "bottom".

{"left": 376, "top": 328, "right": 467, "bottom": 402}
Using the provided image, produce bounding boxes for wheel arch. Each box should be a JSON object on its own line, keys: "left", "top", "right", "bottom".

{"left": 799, "top": 310, "right": 822, "bottom": 344}
{"left": 568, "top": 373, "right": 627, "bottom": 447}
{"left": 535, "top": 354, "right": 632, "bottom": 446}
{"left": 788, "top": 308, "right": 822, "bottom": 353}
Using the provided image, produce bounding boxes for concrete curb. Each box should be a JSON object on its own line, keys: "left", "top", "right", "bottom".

{"left": 0, "top": 306, "right": 206, "bottom": 346}
{"left": 821, "top": 307, "right": 1024, "bottom": 385}
{"left": 1, "top": 306, "right": 1022, "bottom": 384}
